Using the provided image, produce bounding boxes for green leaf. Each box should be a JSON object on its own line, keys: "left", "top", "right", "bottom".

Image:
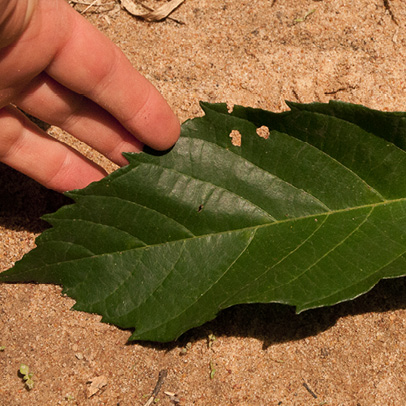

{"left": 2, "top": 101, "right": 406, "bottom": 342}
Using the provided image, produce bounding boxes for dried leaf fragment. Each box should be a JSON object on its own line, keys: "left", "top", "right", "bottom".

{"left": 120, "top": 0, "right": 185, "bottom": 22}
{"left": 87, "top": 375, "right": 108, "bottom": 398}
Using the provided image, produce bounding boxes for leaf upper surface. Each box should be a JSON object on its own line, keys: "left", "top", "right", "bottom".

{"left": 1, "top": 101, "right": 406, "bottom": 342}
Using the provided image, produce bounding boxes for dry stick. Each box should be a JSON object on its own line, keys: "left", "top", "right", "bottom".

{"left": 324, "top": 84, "right": 357, "bottom": 95}
{"left": 69, "top": 0, "right": 116, "bottom": 13}
{"left": 82, "top": 0, "right": 99, "bottom": 13}
{"left": 143, "top": 369, "right": 168, "bottom": 406}
{"left": 302, "top": 382, "right": 318, "bottom": 399}
{"left": 69, "top": 1, "right": 116, "bottom": 6}
{"left": 383, "top": 0, "right": 399, "bottom": 25}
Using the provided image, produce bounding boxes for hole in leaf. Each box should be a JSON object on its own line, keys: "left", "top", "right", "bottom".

{"left": 227, "top": 102, "right": 234, "bottom": 113}
{"left": 229, "top": 130, "right": 242, "bottom": 146}
{"left": 256, "top": 125, "right": 270, "bottom": 139}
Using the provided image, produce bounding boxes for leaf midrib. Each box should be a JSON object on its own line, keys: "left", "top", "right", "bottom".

{"left": 133, "top": 205, "right": 370, "bottom": 335}
{"left": 19, "top": 197, "right": 406, "bottom": 272}
{"left": 134, "top": 201, "right": 406, "bottom": 338}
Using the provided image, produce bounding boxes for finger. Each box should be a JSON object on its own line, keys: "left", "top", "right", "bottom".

{"left": 0, "top": 0, "right": 36, "bottom": 48}
{"left": 0, "top": 105, "right": 107, "bottom": 192}
{"left": 0, "top": 0, "right": 180, "bottom": 151}
{"left": 13, "top": 73, "right": 143, "bottom": 166}
{"left": 43, "top": 0, "right": 180, "bottom": 151}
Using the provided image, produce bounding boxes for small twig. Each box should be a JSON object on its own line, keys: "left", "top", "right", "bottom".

{"left": 292, "top": 88, "right": 302, "bottom": 103}
{"left": 143, "top": 369, "right": 168, "bottom": 406}
{"left": 324, "top": 84, "right": 356, "bottom": 95}
{"left": 69, "top": 1, "right": 115, "bottom": 6}
{"left": 69, "top": 0, "right": 116, "bottom": 13}
{"left": 324, "top": 87, "right": 347, "bottom": 95}
{"left": 69, "top": 0, "right": 94, "bottom": 5}
{"left": 383, "top": 0, "right": 399, "bottom": 25}
{"left": 293, "top": 8, "right": 316, "bottom": 24}
{"left": 302, "top": 381, "right": 318, "bottom": 399}
{"left": 82, "top": 0, "right": 99, "bottom": 13}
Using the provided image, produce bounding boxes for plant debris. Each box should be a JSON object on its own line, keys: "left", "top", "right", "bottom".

{"left": 19, "top": 364, "right": 34, "bottom": 390}
{"left": 120, "top": 0, "right": 185, "bottom": 22}
{"left": 87, "top": 375, "right": 108, "bottom": 398}
{"left": 143, "top": 369, "right": 168, "bottom": 406}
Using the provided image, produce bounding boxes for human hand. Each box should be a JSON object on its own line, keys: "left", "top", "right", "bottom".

{"left": 0, "top": 0, "right": 180, "bottom": 192}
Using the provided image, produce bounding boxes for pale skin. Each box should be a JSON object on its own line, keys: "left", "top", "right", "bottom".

{"left": 0, "top": 0, "right": 180, "bottom": 192}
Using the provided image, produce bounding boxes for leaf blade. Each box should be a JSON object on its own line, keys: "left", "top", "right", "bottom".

{"left": 2, "top": 101, "right": 406, "bottom": 342}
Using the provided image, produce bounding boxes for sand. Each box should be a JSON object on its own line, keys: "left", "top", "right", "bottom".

{"left": 2, "top": 0, "right": 406, "bottom": 404}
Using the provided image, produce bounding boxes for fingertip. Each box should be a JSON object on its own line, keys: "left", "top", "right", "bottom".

{"left": 154, "top": 113, "right": 181, "bottom": 151}
{"left": 132, "top": 89, "right": 181, "bottom": 151}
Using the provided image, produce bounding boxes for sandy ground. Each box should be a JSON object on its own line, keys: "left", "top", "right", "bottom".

{"left": 2, "top": 0, "right": 406, "bottom": 404}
